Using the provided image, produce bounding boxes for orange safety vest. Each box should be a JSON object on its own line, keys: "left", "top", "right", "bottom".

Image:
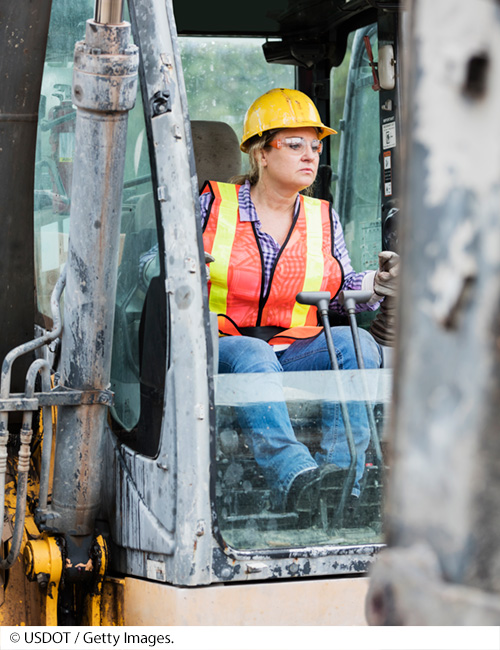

{"left": 202, "top": 181, "right": 344, "bottom": 345}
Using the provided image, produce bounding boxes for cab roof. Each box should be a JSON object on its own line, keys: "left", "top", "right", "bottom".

{"left": 173, "top": 0, "right": 397, "bottom": 39}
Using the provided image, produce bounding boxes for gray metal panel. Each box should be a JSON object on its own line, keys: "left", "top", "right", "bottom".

{"left": 367, "top": 0, "right": 500, "bottom": 624}
{"left": 107, "top": 0, "right": 214, "bottom": 586}
{"left": 104, "top": 433, "right": 175, "bottom": 554}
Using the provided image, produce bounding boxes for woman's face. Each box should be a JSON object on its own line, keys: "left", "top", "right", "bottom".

{"left": 259, "top": 127, "right": 321, "bottom": 193}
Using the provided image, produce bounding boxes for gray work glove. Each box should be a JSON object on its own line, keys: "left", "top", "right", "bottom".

{"left": 369, "top": 299, "right": 397, "bottom": 346}
{"left": 370, "top": 251, "right": 400, "bottom": 347}
{"left": 373, "top": 251, "right": 400, "bottom": 298}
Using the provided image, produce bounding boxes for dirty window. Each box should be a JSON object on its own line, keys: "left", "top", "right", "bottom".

{"left": 33, "top": 0, "right": 89, "bottom": 321}
{"left": 332, "top": 24, "right": 381, "bottom": 274}
{"left": 215, "top": 370, "right": 390, "bottom": 550}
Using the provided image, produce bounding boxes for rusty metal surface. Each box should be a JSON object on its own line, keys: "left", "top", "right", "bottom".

{"left": 367, "top": 543, "right": 500, "bottom": 625}
{"left": 0, "top": 388, "right": 114, "bottom": 411}
{"left": 367, "top": 0, "right": 500, "bottom": 623}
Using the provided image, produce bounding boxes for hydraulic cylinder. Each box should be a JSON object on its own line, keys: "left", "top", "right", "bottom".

{"left": 49, "top": 17, "right": 138, "bottom": 535}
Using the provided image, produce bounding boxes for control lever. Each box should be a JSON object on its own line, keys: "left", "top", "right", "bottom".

{"left": 339, "top": 290, "right": 383, "bottom": 464}
{"left": 296, "top": 291, "right": 357, "bottom": 526}
{"left": 296, "top": 291, "right": 336, "bottom": 367}
{"left": 338, "top": 290, "right": 372, "bottom": 369}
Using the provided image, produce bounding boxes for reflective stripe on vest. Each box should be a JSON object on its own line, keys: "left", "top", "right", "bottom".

{"left": 202, "top": 181, "right": 343, "bottom": 337}
{"left": 289, "top": 195, "right": 324, "bottom": 328}
{"left": 206, "top": 183, "right": 239, "bottom": 316}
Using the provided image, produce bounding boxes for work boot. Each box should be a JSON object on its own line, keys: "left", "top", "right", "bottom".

{"left": 285, "top": 464, "right": 343, "bottom": 514}
{"left": 285, "top": 468, "right": 322, "bottom": 513}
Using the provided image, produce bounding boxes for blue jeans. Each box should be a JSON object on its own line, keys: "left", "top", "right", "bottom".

{"left": 218, "top": 327, "right": 382, "bottom": 508}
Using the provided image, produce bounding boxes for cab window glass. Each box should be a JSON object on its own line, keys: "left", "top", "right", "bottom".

{"left": 332, "top": 23, "right": 381, "bottom": 273}
{"left": 190, "top": 33, "right": 391, "bottom": 552}
{"left": 34, "top": 1, "right": 88, "bottom": 322}
{"left": 215, "top": 370, "right": 390, "bottom": 550}
{"left": 34, "top": 0, "right": 163, "bottom": 457}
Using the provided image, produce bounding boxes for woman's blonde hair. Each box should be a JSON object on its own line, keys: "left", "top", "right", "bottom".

{"left": 230, "top": 129, "right": 316, "bottom": 196}
{"left": 230, "top": 130, "right": 277, "bottom": 186}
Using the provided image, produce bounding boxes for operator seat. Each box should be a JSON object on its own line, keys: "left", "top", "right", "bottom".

{"left": 190, "top": 120, "right": 241, "bottom": 371}
{"left": 191, "top": 120, "right": 241, "bottom": 189}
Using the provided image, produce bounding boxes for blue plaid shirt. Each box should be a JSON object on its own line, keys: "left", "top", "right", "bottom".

{"left": 200, "top": 180, "right": 378, "bottom": 313}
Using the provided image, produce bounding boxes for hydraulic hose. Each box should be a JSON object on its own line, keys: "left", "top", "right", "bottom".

{"left": 36, "top": 367, "right": 55, "bottom": 514}
{"left": 1, "top": 359, "right": 50, "bottom": 569}
{"left": 1, "top": 265, "right": 66, "bottom": 401}
{"left": 0, "top": 269, "right": 66, "bottom": 564}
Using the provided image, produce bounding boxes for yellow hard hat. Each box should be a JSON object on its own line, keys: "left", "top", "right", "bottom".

{"left": 240, "top": 88, "right": 337, "bottom": 152}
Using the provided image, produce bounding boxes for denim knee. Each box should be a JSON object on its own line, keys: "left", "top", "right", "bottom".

{"left": 330, "top": 327, "right": 381, "bottom": 370}
{"left": 357, "top": 329, "right": 382, "bottom": 369}
{"left": 218, "top": 336, "right": 282, "bottom": 374}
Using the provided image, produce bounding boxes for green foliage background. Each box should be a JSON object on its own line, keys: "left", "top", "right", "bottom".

{"left": 179, "top": 37, "right": 295, "bottom": 144}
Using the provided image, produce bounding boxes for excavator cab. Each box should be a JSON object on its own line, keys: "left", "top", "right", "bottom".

{"left": 3, "top": 0, "right": 401, "bottom": 626}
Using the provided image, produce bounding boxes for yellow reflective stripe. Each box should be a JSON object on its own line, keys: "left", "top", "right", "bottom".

{"left": 290, "top": 196, "right": 325, "bottom": 327}
{"left": 208, "top": 183, "right": 239, "bottom": 315}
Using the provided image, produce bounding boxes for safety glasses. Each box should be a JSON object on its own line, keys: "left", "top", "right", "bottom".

{"left": 269, "top": 136, "right": 323, "bottom": 155}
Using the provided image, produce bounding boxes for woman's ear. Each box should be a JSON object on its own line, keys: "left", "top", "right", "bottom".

{"left": 258, "top": 147, "right": 268, "bottom": 168}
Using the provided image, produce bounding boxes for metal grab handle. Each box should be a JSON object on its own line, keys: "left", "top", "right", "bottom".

{"left": 339, "top": 290, "right": 373, "bottom": 370}
{"left": 296, "top": 291, "right": 331, "bottom": 312}
{"left": 339, "top": 290, "right": 373, "bottom": 315}
{"left": 296, "top": 291, "right": 337, "bottom": 367}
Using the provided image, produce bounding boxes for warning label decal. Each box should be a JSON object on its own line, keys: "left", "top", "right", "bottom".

{"left": 382, "top": 121, "right": 396, "bottom": 149}
{"left": 383, "top": 151, "right": 392, "bottom": 196}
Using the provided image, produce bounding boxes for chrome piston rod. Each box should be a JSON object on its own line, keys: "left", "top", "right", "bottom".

{"left": 94, "top": 0, "right": 124, "bottom": 25}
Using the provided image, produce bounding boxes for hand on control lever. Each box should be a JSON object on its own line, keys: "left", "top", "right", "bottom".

{"left": 373, "top": 250, "right": 400, "bottom": 298}
{"left": 370, "top": 251, "right": 400, "bottom": 347}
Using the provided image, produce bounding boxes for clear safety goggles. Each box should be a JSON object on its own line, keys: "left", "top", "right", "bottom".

{"left": 269, "top": 136, "right": 323, "bottom": 155}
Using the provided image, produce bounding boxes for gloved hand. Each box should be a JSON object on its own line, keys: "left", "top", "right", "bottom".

{"left": 370, "top": 251, "right": 400, "bottom": 346}
{"left": 369, "top": 300, "right": 397, "bottom": 346}
{"left": 373, "top": 250, "right": 400, "bottom": 298}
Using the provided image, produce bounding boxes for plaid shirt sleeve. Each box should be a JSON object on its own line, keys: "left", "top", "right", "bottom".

{"left": 199, "top": 190, "right": 212, "bottom": 227}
